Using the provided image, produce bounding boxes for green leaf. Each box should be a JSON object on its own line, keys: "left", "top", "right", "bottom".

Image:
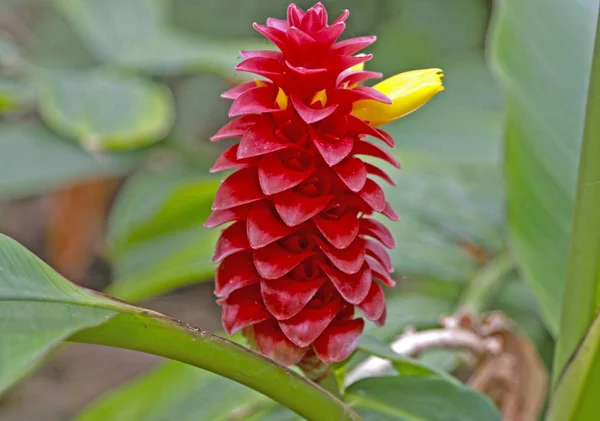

{"left": 345, "top": 376, "right": 500, "bottom": 421}
{"left": 547, "top": 311, "right": 600, "bottom": 421}
{"left": 245, "top": 406, "right": 303, "bottom": 421}
{"left": 491, "top": 0, "right": 599, "bottom": 333}
{"left": 551, "top": 0, "right": 600, "bottom": 410}
{"left": 74, "top": 358, "right": 303, "bottom": 421}
{"left": 0, "top": 234, "right": 359, "bottom": 421}
{"left": 38, "top": 71, "right": 174, "bottom": 151}
{"left": 0, "top": 234, "right": 118, "bottom": 392}
{"left": 74, "top": 361, "right": 271, "bottom": 421}
{"left": 74, "top": 348, "right": 304, "bottom": 421}
{"left": 0, "top": 122, "right": 138, "bottom": 199}
{"left": 106, "top": 168, "right": 219, "bottom": 302}
{"left": 57, "top": 0, "right": 264, "bottom": 76}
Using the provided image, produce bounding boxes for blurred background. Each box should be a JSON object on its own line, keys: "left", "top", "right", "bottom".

{"left": 0, "top": 0, "right": 556, "bottom": 420}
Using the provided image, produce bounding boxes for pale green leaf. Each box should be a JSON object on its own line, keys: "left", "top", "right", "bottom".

{"left": 38, "top": 71, "right": 174, "bottom": 151}
{"left": 491, "top": 0, "right": 599, "bottom": 333}
{"left": 346, "top": 376, "right": 500, "bottom": 421}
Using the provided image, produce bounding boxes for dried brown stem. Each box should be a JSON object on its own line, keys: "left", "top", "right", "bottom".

{"left": 390, "top": 327, "right": 501, "bottom": 357}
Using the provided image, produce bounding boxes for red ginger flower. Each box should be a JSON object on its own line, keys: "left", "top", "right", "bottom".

{"left": 206, "top": 2, "right": 443, "bottom": 366}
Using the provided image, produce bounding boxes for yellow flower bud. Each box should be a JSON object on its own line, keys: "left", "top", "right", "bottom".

{"left": 352, "top": 68, "right": 444, "bottom": 127}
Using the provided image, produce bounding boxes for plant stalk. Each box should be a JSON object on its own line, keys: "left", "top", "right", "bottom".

{"left": 69, "top": 312, "right": 361, "bottom": 421}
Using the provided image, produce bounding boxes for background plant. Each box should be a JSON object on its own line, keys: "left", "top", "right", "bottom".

{"left": 0, "top": 0, "right": 598, "bottom": 420}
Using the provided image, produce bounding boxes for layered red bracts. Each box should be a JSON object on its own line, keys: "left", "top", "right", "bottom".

{"left": 206, "top": 3, "right": 443, "bottom": 366}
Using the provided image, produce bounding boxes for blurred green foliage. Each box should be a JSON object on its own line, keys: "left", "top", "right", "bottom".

{"left": 106, "top": 168, "right": 220, "bottom": 302}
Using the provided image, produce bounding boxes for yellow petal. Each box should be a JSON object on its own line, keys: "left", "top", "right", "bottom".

{"left": 352, "top": 68, "right": 444, "bottom": 127}
{"left": 310, "top": 89, "right": 327, "bottom": 108}
{"left": 276, "top": 88, "right": 288, "bottom": 110}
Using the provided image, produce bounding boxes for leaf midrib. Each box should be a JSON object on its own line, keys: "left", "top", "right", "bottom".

{"left": 0, "top": 294, "right": 140, "bottom": 315}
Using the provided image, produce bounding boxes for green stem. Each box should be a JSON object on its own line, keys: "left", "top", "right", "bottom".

{"left": 69, "top": 312, "right": 361, "bottom": 421}
{"left": 553, "top": 8, "right": 600, "bottom": 386}
{"left": 457, "top": 251, "right": 515, "bottom": 314}
{"left": 319, "top": 371, "right": 342, "bottom": 398}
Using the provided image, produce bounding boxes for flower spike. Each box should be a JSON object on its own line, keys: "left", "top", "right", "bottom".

{"left": 206, "top": 3, "right": 443, "bottom": 369}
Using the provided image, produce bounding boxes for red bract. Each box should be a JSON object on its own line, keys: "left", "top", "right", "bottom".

{"left": 208, "top": 2, "right": 401, "bottom": 366}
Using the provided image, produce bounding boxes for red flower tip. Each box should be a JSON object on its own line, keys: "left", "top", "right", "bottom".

{"left": 206, "top": 2, "right": 414, "bottom": 367}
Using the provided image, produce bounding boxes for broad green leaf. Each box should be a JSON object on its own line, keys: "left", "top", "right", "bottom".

{"left": 74, "top": 358, "right": 302, "bottom": 421}
{"left": 0, "top": 234, "right": 359, "bottom": 421}
{"left": 0, "top": 123, "right": 138, "bottom": 200}
{"left": 549, "top": 3, "right": 600, "bottom": 415}
{"left": 57, "top": 0, "right": 264, "bottom": 76}
{"left": 106, "top": 168, "right": 219, "bottom": 302}
{"left": 0, "top": 235, "right": 118, "bottom": 392}
{"left": 548, "top": 311, "right": 600, "bottom": 421}
{"left": 346, "top": 376, "right": 500, "bottom": 421}
{"left": 492, "top": 0, "right": 599, "bottom": 333}
{"left": 74, "top": 361, "right": 271, "bottom": 421}
{"left": 38, "top": 71, "right": 174, "bottom": 151}
{"left": 246, "top": 406, "right": 303, "bottom": 421}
